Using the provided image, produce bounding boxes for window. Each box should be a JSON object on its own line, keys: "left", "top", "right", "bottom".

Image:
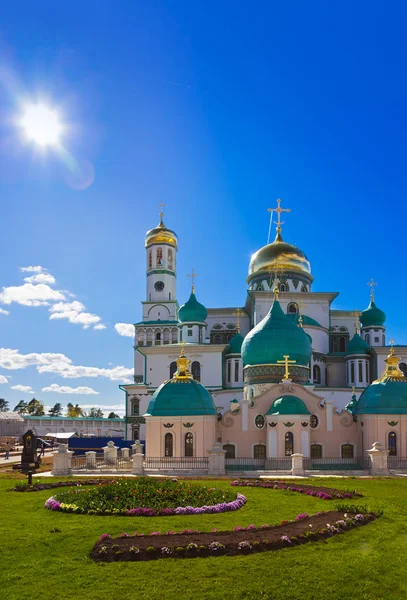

{"left": 358, "top": 361, "right": 363, "bottom": 383}
{"left": 168, "top": 249, "right": 173, "bottom": 269}
{"left": 226, "top": 323, "right": 236, "bottom": 330}
{"left": 169, "top": 361, "right": 177, "bottom": 378}
{"left": 227, "top": 361, "right": 231, "bottom": 383}
{"left": 301, "top": 285, "right": 308, "bottom": 292}
{"left": 374, "top": 337, "right": 379, "bottom": 343}
{"left": 155, "top": 332, "right": 161, "bottom": 341}
{"left": 279, "top": 283, "right": 288, "bottom": 292}
{"left": 365, "top": 334, "right": 370, "bottom": 345}
{"left": 310, "top": 444, "right": 323, "bottom": 458}
{"left": 310, "top": 414, "right": 319, "bottom": 428}
{"left": 164, "top": 433, "right": 173, "bottom": 457}
{"left": 285, "top": 432, "right": 294, "bottom": 456}
{"left": 192, "top": 361, "right": 201, "bottom": 381}
{"left": 399, "top": 363, "right": 407, "bottom": 377}
{"left": 133, "top": 427, "right": 140, "bottom": 441}
{"left": 156, "top": 247, "right": 163, "bottom": 266}
{"left": 313, "top": 365, "right": 321, "bottom": 384}
{"left": 341, "top": 444, "right": 354, "bottom": 458}
{"left": 234, "top": 360, "right": 239, "bottom": 382}
{"left": 366, "top": 362, "right": 369, "bottom": 381}
{"left": 255, "top": 415, "right": 265, "bottom": 429}
{"left": 148, "top": 250, "right": 152, "bottom": 269}
{"left": 132, "top": 400, "right": 140, "bottom": 416}
{"left": 388, "top": 432, "right": 397, "bottom": 456}
{"left": 339, "top": 336, "right": 346, "bottom": 352}
{"left": 185, "top": 432, "right": 194, "bottom": 457}
{"left": 287, "top": 302, "right": 299, "bottom": 314}
{"left": 214, "top": 334, "right": 222, "bottom": 344}
{"left": 188, "top": 328, "right": 193, "bottom": 337}
{"left": 351, "top": 362, "right": 355, "bottom": 383}
{"left": 223, "top": 444, "right": 235, "bottom": 459}
{"left": 253, "top": 444, "right": 266, "bottom": 459}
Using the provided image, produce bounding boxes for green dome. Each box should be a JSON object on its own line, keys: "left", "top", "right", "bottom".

{"left": 286, "top": 314, "right": 322, "bottom": 328}
{"left": 346, "top": 333, "right": 370, "bottom": 356}
{"left": 241, "top": 298, "right": 312, "bottom": 367}
{"left": 178, "top": 291, "right": 208, "bottom": 323}
{"left": 145, "top": 378, "right": 217, "bottom": 417}
{"left": 353, "top": 380, "right": 407, "bottom": 415}
{"left": 226, "top": 333, "right": 244, "bottom": 355}
{"left": 360, "top": 300, "right": 386, "bottom": 328}
{"left": 265, "top": 395, "right": 311, "bottom": 415}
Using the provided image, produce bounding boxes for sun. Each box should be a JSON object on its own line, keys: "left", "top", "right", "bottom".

{"left": 20, "top": 103, "right": 63, "bottom": 147}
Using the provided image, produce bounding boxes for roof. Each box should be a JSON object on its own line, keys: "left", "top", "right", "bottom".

{"left": 145, "top": 378, "right": 217, "bottom": 417}
{"left": 265, "top": 395, "right": 311, "bottom": 416}
{"left": 178, "top": 291, "right": 208, "bottom": 323}
{"left": 354, "top": 380, "right": 407, "bottom": 414}
{"left": 225, "top": 333, "right": 244, "bottom": 354}
{"left": 24, "top": 416, "right": 125, "bottom": 422}
{"left": 0, "top": 412, "right": 24, "bottom": 421}
{"left": 346, "top": 333, "right": 370, "bottom": 356}
{"left": 360, "top": 300, "right": 386, "bottom": 328}
{"left": 134, "top": 320, "right": 178, "bottom": 326}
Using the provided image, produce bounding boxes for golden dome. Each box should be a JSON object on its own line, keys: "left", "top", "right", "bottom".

{"left": 145, "top": 216, "right": 178, "bottom": 249}
{"left": 247, "top": 230, "right": 312, "bottom": 283}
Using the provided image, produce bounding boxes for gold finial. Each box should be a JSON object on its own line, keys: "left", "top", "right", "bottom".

{"left": 159, "top": 201, "right": 165, "bottom": 220}
{"left": 376, "top": 341, "right": 405, "bottom": 381}
{"left": 187, "top": 268, "right": 199, "bottom": 293}
{"left": 389, "top": 338, "right": 395, "bottom": 349}
{"left": 268, "top": 198, "right": 291, "bottom": 238}
{"left": 277, "top": 355, "right": 296, "bottom": 380}
{"left": 233, "top": 308, "right": 244, "bottom": 333}
{"left": 173, "top": 343, "right": 193, "bottom": 380}
{"left": 353, "top": 311, "right": 361, "bottom": 335}
{"left": 367, "top": 278, "right": 377, "bottom": 301}
{"left": 352, "top": 385, "right": 356, "bottom": 394}
{"left": 298, "top": 301, "right": 307, "bottom": 328}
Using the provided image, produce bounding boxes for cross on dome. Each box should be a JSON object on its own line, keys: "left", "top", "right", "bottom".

{"left": 367, "top": 278, "right": 378, "bottom": 300}
{"left": 158, "top": 201, "right": 165, "bottom": 219}
{"left": 268, "top": 198, "right": 291, "bottom": 235}
{"left": 277, "top": 355, "right": 296, "bottom": 380}
{"left": 233, "top": 308, "right": 244, "bottom": 333}
{"left": 187, "top": 268, "right": 199, "bottom": 292}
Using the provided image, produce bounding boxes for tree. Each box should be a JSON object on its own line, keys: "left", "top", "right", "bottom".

{"left": 0, "top": 398, "right": 9, "bottom": 412}
{"left": 66, "top": 403, "right": 84, "bottom": 418}
{"left": 87, "top": 407, "right": 104, "bottom": 418}
{"left": 14, "top": 400, "right": 28, "bottom": 415}
{"left": 108, "top": 412, "right": 120, "bottom": 419}
{"left": 49, "top": 403, "right": 63, "bottom": 417}
{"left": 27, "top": 398, "right": 45, "bottom": 416}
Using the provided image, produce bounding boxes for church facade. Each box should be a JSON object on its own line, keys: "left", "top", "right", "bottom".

{"left": 120, "top": 202, "right": 407, "bottom": 461}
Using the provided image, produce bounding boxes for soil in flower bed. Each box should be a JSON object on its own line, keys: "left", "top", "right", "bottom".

{"left": 231, "top": 480, "right": 362, "bottom": 499}
{"left": 91, "top": 511, "right": 376, "bottom": 562}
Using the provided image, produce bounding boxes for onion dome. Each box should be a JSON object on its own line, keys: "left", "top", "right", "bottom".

{"left": 346, "top": 333, "right": 370, "bottom": 356}
{"left": 145, "top": 214, "right": 178, "bottom": 249}
{"left": 178, "top": 290, "right": 207, "bottom": 323}
{"left": 241, "top": 297, "right": 312, "bottom": 367}
{"left": 247, "top": 229, "right": 312, "bottom": 285}
{"left": 145, "top": 348, "right": 216, "bottom": 417}
{"left": 226, "top": 333, "right": 244, "bottom": 355}
{"left": 360, "top": 300, "right": 386, "bottom": 328}
{"left": 265, "top": 395, "right": 311, "bottom": 416}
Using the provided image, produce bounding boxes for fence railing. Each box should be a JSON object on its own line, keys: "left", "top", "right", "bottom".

{"left": 303, "top": 457, "right": 370, "bottom": 471}
{"left": 143, "top": 457, "right": 209, "bottom": 470}
{"left": 225, "top": 457, "right": 291, "bottom": 471}
{"left": 388, "top": 456, "right": 407, "bottom": 470}
{"left": 71, "top": 453, "right": 132, "bottom": 472}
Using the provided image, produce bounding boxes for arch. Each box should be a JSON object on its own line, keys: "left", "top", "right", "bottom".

{"left": 279, "top": 283, "right": 288, "bottom": 292}
{"left": 155, "top": 331, "right": 161, "bottom": 342}
{"left": 191, "top": 361, "right": 201, "bottom": 381}
{"left": 184, "top": 432, "right": 194, "bottom": 457}
{"left": 287, "top": 302, "right": 299, "bottom": 314}
{"left": 253, "top": 444, "right": 266, "bottom": 459}
{"left": 227, "top": 361, "right": 231, "bottom": 383}
{"left": 313, "top": 364, "right": 321, "bottom": 384}
{"left": 388, "top": 431, "right": 397, "bottom": 456}
{"left": 164, "top": 432, "right": 173, "bottom": 457}
{"left": 223, "top": 444, "right": 235, "bottom": 459}
{"left": 226, "top": 323, "right": 236, "bottom": 330}
{"left": 168, "top": 248, "right": 173, "bottom": 269}
{"left": 301, "top": 285, "right": 308, "bottom": 292}
{"left": 358, "top": 360, "right": 363, "bottom": 383}
{"left": 213, "top": 334, "right": 222, "bottom": 344}
{"left": 156, "top": 247, "right": 163, "bottom": 267}
{"left": 285, "top": 432, "right": 294, "bottom": 456}
{"left": 365, "top": 333, "right": 370, "bottom": 345}
{"left": 341, "top": 443, "right": 354, "bottom": 458}
{"left": 147, "top": 304, "right": 170, "bottom": 316}
{"left": 213, "top": 324, "right": 224, "bottom": 330}
{"left": 338, "top": 336, "right": 347, "bottom": 352}
{"left": 234, "top": 360, "right": 239, "bottom": 382}
{"left": 310, "top": 443, "right": 323, "bottom": 458}
{"left": 169, "top": 361, "right": 177, "bottom": 378}
{"left": 148, "top": 250, "right": 152, "bottom": 269}
{"left": 399, "top": 362, "right": 407, "bottom": 377}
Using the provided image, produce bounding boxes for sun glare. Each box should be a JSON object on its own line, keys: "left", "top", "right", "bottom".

{"left": 20, "top": 103, "right": 63, "bottom": 147}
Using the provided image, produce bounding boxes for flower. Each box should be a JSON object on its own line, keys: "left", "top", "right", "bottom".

{"left": 99, "top": 534, "right": 111, "bottom": 541}
{"left": 129, "top": 546, "right": 140, "bottom": 554}
{"left": 280, "top": 535, "right": 292, "bottom": 544}
{"left": 355, "top": 514, "right": 365, "bottom": 522}
{"left": 208, "top": 542, "right": 224, "bottom": 551}
{"left": 238, "top": 540, "right": 252, "bottom": 550}
{"left": 295, "top": 513, "right": 308, "bottom": 521}
{"left": 161, "top": 547, "right": 172, "bottom": 556}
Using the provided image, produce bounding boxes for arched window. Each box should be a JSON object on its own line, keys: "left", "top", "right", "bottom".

{"left": 285, "top": 432, "right": 294, "bottom": 456}
{"left": 156, "top": 247, "right": 163, "bottom": 267}
{"left": 350, "top": 362, "right": 355, "bottom": 382}
{"left": 169, "top": 361, "right": 177, "bottom": 378}
{"left": 185, "top": 432, "right": 194, "bottom": 457}
{"left": 388, "top": 431, "right": 397, "bottom": 456}
{"left": 223, "top": 444, "right": 235, "bottom": 459}
{"left": 365, "top": 334, "right": 370, "bottom": 345}
{"left": 279, "top": 283, "right": 288, "bottom": 292}
{"left": 192, "top": 361, "right": 201, "bottom": 381}
{"left": 155, "top": 332, "right": 161, "bottom": 341}
{"left": 313, "top": 365, "right": 321, "bottom": 384}
{"left": 310, "top": 444, "right": 323, "bottom": 458}
{"left": 287, "top": 302, "right": 299, "bottom": 314}
{"left": 214, "top": 334, "right": 222, "bottom": 344}
{"left": 164, "top": 433, "right": 173, "bottom": 457}
{"left": 133, "top": 426, "right": 140, "bottom": 441}
{"left": 227, "top": 361, "right": 231, "bottom": 383}
{"left": 253, "top": 444, "right": 266, "bottom": 459}
{"left": 148, "top": 250, "right": 152, "bottom": 269}
{"left": 339, "top": 336, "right": 346, "bottom": 352}
{"left": 399, "top": 363, "right": 407, "bottom": 377}
{"left": 226, "top": 334, "right": 234, "bottom": 342}
{"left": 168, "top": 249, "right": 173, "bottom": 269}
{"left": 341, "top": 444, "right": 354, "bottom": 458}
{"left": 358, "top": 361, "right": 363, "bottom": 382}
{"left": 234, "top": 360, "right": 239, "bottom": 382}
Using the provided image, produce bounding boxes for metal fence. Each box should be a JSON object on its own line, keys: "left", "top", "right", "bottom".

{"left": 71, "top": 453, "right": 132, "bottom": 472}
{"left": 303, "top": 457, "right": 370, "bottom": 471}
{"left": 143, "top": 457, "right": 209, "bottom": 470}
{"left": 225, "top": 457, "right": 292, "bottom": 471}
{"left": 388, "top": 456, "right": 407, "bottom": 470}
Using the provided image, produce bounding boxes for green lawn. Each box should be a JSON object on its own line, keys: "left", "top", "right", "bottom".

{"left": 1, "top": 474, "right": 407, "bottom": 600}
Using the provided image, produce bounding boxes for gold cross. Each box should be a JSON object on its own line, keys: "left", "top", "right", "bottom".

{"left": 268, "top": 198, "right": 291, "bottom": 232}
{"left": 277, "top": 355, "right": 296, "bottom": 380}
{"left": 159, "top": 202, "right": 165, "bottom": 218}
{"left": 367, "top": 278, "right": 377, "bottom": 300}
{"left": 187, "top": 268, "right": 199, "bottom": 292}
{"left": 353, "top": 311, "right": 360, "bottom": 334}
{"left": 233, "top": 308, "right": 244, "bottom": 333}
{"left": 298, "top": 301, "right": 307, "bottom": 328}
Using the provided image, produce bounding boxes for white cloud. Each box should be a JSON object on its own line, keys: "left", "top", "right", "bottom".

{"left": 0, "top": 375, "right": 7, "bottom": 384}
{"left": 50, "top": 301, "right": 85, "bottom": 313}
{"left": 0, "top": 348, "right": 133, "bottom": 383}
{"left": 41, "top": 384, "right": 99, "bottom": 395}
{"left": 0, "top": 283, "right": 65, "bottom": 307}
{"left": 49, "top": 300, "right": 104, "bottom": 330}
{"left": 24, "top": 273, "right": 56, "bottom": 285}
{"left": 94, "top": 324, "right": 107, "bottom": 330}
{"left": 115, "top": 323, "right": 134, "bottom": 337}
{"left": 0, "top": 308, "right": 9, "bottom": 315}
{"left": 20, "top": 266, "right": 47, "bottom": 273}
{"left": 11, "top": 384, "right": 34, "bottom": 393}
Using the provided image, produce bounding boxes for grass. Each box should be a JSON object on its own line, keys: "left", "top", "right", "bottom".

{"left": 1, "top": 473, "right": 407, "bottom": 600}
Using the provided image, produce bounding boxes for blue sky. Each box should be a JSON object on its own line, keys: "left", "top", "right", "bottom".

{"left": 0, "top": 1, "right": 406, "bottom": 413}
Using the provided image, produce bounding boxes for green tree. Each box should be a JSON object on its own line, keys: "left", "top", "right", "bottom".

{"left": 66, "top": 403, "right": 84, "bottom": 417}
{"left": 107, "top": 412, "right": 120, "bottom": 419}
{"left": 27, "top": 398, "right": 45, "bottom": 416}
{"left": 14, "top": 400, "right": 28, "bottom": 415}
{"left": 48, "top": 403, "right": 63, "bottom": 417}
{"left": 87, "top": 407, "right": 104, "bottom": 418}
{"left": 0, "top": 398, "right": 9, "bottom": 412}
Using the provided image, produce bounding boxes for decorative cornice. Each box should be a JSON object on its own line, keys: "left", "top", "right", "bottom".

{"left": 183, "top": 422, "right": 194, "bottom": 428}
{"left": 163, "top": 423, "right": 174, "bottom": 428}
{"left": 284, "top": 422, "right": 295, "bottom": 427}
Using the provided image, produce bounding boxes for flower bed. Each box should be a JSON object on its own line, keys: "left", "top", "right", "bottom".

{"left": 44, "top": 477, "right": 246, "bottom": 516}
{"left": 91, "top": 511, "right": 376, "bottom": 561}
{"left": 14, "top": 479, "right": 116, "bottom": 492}
{"left": 231, "top": 480, "right": 362, "bottom": 500}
